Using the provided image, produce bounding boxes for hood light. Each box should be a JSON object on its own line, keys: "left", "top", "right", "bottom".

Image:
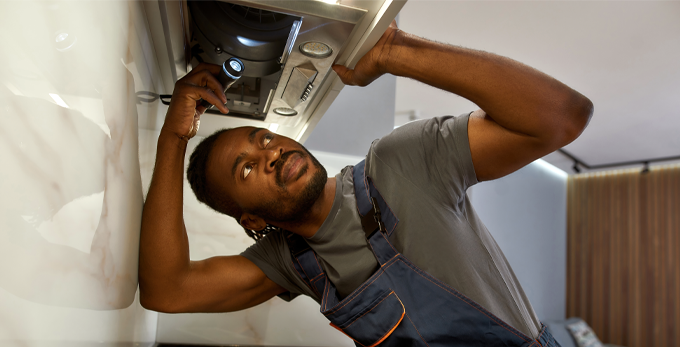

{"left": 299, "top": 41, "right": 332, "bottom": 58}
{"left": 273, "top": 107, "right": 297, "bottom": 116}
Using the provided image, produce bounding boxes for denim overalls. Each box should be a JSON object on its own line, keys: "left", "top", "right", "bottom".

{"left": 285, "top": 160, "right": 561, "bottom": 347}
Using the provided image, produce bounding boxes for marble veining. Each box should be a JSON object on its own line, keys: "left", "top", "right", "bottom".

{"left": 0, "top": 51, "right": 142, "bottom": 311}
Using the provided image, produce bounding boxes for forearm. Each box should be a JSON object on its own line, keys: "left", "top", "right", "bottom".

{"left": 139, "top": 130, "right": 191, "bottom": 302}
{"left": 386, "top": 32, "right": 592, "bottom": 143}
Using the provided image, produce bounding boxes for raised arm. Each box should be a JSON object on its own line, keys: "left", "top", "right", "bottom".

{"left": 139, "top": 64, "right": 285, "bottom": 313}
{"left": 334, "top": 22, "right": 593, "bottom": 181}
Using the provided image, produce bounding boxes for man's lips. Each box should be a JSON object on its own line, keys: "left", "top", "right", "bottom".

{"left": 282, "top": 153, "right": 303, "bottom": 182}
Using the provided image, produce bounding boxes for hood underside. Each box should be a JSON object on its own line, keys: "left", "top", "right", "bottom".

{"left": 146, "top": 0, "right": 405, "bottom": 142}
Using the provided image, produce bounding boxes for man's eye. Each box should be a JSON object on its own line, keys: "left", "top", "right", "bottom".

{"left": 243, "top": 165, "right": 252, "bottom": 179}
{"left": 263, "top": 133, "right": 274, "bottom": 147}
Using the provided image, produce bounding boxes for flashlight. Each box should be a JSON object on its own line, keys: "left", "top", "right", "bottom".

{"left": 201, "top": 57, "right": 244, "bottom": 110}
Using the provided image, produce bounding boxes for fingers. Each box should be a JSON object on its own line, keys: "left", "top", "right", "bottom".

{"left": 195, "top": 100, "right": 208, "bottom": 116}
{"left": 332, "top": 65, "right": 375, "bottom": 87}
{"left": 178, "top": 63, "right": 227, "bottom": 103}
{"left": 198, "top": 70, "right": 227, "bottom": 104}
{"left": 174, "top": 63, "right": 229, "bottom": 114}
{"left": 188, "top": 62, "right": 222, "bottom": 77}
{"left": 163, "top": 63, "right": 231, "bottom": 139}
{"left": 187, "top": 110, "right": 201, "bottom": 139}
{"left": 184, "top": 84, "right": 229, "bottom": 114}
{"left": 180, "top": 69, "right": 227, "bottom": 105}
{"left": 332, "top": 65, "right": 357, "bottom": 86}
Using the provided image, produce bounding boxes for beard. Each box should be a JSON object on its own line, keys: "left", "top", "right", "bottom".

{"left": 247, "top": 146, "right": 328, "bottom": 223}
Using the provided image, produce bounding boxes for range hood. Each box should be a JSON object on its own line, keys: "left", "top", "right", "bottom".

{"left": 144, "top": 0, "right": 405, "bottom": 142}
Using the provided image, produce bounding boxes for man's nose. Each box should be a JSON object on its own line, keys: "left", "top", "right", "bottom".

{"left": 264, "top": 147, "right": 282, "bottom": 173}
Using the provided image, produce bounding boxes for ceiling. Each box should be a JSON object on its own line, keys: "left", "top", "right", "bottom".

{"left": 395, "top": 0, "right": 680, "bottom": 174}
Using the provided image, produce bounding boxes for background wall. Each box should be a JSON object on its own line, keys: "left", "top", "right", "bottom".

{"left": 567, "top": 165, "right": 680, "bottom": 347}
{"left": 304, "top": 74, "right": 396, "bottom": 156}
{"left": 469, "top": 160, "right": 569, "bottom": 322}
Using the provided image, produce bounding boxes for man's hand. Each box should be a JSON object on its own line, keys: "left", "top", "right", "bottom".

{"left": 332, "top": 20, "right": 401, "bottom": 87}
{"left": 163, "top": 63, "right": 230, "bottom": 139}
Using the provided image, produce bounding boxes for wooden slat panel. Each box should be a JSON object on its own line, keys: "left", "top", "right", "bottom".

{"left": 567, "top": 165, "right": 680, "bottom": 347}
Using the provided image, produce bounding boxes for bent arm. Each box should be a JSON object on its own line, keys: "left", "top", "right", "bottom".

{"left": 335, "top": 23, "right": 593, "bottom": 181}
{"left": 389, "top": 34, "right": 592, "bottom": 180}
{"left": 139, "top": 64, "right": 285, "bottom": 313}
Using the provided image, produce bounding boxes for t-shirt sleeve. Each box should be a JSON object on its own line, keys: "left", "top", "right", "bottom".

{"left": 368, "top": 113, "right": 478, "bottom": 205}
{"left": 240, "top": 232, "right": 310, "bottom": 302}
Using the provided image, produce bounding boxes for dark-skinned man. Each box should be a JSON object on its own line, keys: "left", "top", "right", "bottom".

{"left": 139, "top": 21, "right": 592, "bottom": 346}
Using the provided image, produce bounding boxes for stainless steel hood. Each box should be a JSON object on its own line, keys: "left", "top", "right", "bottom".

{"left": 144, "top": 0, "right": 405, "bottom": 142}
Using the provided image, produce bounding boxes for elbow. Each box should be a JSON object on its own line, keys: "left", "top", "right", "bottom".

{"left": 551, "top": 91, "right": 594, "bottom": 148}
{"left": 139, "top": 285, "right": 182, "bottom": 313}
{"left": 569, "top": 92, "right": 594, "bottom": 139}
{"left": 138, "top": 268, "right": 192, "bottom": 313}
{"left": 138, "top": 277, "right": 159, "bottom": 311}
{"left": 139, "top": 292, "right": 156, "bottom": 311}
{"left": 139, "top": 289, "right": 164, "bottom": 312}
{"left": 140, "top": 292, "right": 180, "bottom": 314}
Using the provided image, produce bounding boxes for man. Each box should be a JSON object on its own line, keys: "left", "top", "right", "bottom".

{"left": 139, "top": 21, "right": 592, "bottom": 345}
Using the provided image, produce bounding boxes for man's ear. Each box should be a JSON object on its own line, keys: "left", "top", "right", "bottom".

{"left": 239, "top": 213, "right": 266, "bottom": 231}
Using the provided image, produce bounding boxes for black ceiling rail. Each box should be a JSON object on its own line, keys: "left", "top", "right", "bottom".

{"left": 558, "top": 149, "right": 680, "bottom": 174}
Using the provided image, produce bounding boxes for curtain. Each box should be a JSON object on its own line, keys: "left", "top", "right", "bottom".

{"left": 567, "top": 164, "right": 680, "bottom": 347}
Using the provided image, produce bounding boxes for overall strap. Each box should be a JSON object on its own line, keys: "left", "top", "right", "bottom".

{"left": 285, "top": 231, "right": 326, "bottom": 298}
{"left": 352, "top": 160, "right": 400, "bottom": 266}
{"left": 284, "top": 160, "right": 401, "bottom": 298}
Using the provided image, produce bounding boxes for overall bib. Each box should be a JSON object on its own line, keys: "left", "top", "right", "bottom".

{"left": 285, "top": 160, "right": 561, "bottom": 347}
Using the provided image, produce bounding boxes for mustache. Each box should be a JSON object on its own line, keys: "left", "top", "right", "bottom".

{"left": 275, "top": 150, "right": 306, "bottom": 186}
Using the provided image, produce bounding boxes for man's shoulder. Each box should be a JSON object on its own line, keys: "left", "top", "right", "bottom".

{"left": 370, "top": 114, "right": 469, "bottom": 155}
{"left": 241, "top": 228, "right": 288, "bottom": 262}
{"left": 365, "top": 113, "right": 476, "bottom": 201}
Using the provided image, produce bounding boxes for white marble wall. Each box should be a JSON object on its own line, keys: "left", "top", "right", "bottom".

{"left": 0, "top": 1, "right": 161, "bottom": 346}
{"left": 145, "top": 131, "right": 361, "bottom": 346}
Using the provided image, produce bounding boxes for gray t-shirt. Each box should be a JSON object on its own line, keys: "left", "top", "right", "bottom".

{"left": 241, "top": 114, "right": 542, "bottom": 338}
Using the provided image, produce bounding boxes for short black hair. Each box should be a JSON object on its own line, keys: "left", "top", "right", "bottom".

{"left": 186, "top": 128, "right": 242, "bottom": 219}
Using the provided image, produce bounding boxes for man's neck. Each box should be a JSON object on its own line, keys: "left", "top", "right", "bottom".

{"left": 275, "top": 177, "right": 337, "bottom": 239}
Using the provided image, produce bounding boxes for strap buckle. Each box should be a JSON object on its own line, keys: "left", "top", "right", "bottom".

{"left": 286, "top": 231, "right": 312, "bottom": 257}
{"left": 361, "top": 197, "right": 386, "bottom": 238}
